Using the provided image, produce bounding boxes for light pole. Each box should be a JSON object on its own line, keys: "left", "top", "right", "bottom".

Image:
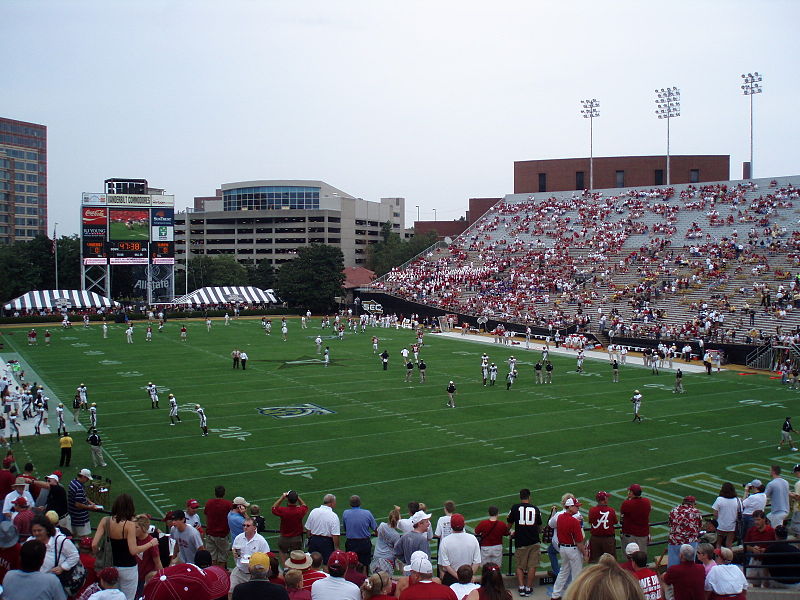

{"left": 415, "top": 205, "right": 420, "bottom": 222}
{"left": 580, "top": 98, "right": 600, "bottom": 190}
{"left": 655, "top": 87, "right": 681, "bottom": 185}
{"left": 53, "top": 222, "right": 59, "bottom": 290}
{"left": 741, "top": 72, "right": 763, "bottom": 179}
{"left": 433, "top": 208, "right": 437, "bottom": 221}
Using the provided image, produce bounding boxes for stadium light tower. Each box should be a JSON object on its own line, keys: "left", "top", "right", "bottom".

{"left": 580, "top": 99, "right": 600, "bottom": 190}
{"left": 741, "top": 72, "right": 763, "bottom": 179}
{"left": 654, "top": 86, "right": 680, "bottom": 185}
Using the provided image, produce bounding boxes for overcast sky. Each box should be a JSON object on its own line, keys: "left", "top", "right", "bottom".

{"left": 3, "top": 0, "right": 799, "bottom": 235}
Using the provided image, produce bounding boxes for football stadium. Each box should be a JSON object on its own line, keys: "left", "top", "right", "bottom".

{"left": 3, "top": 175, "right": 800, "bottom": 599}
{"left": 3, "top": 2, "right": 800, "bottom": 599}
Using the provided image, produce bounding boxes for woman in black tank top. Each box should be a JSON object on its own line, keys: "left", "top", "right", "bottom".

{"left": 93, "top": 493, "right": 159, "bottom": 600}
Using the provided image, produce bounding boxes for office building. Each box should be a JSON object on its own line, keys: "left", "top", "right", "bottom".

{"left": 0, "top": 117, "right": 47, "bottom": 243}
{"left": 175, "top": 180, "right": 406, "bottom": 268}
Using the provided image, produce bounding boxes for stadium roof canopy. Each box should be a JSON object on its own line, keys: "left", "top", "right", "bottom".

{"left": 3, "top": 289, "right": 119, "bottom": 311}
{"left": 174, "top": 286, "right": 278, "bottom": 305}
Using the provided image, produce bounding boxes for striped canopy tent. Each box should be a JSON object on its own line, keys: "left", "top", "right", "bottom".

{"left": 173, "top": 286, "right": 278, "bottom": 305}
{"left": 3, "top": 289, "right": 119, "bottom": 311}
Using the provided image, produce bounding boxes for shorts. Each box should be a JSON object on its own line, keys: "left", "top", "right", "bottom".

{"left": 515, "top": 543, "right": 540, "bottom": 572}
{"left": 782, "top": 431, "right": 792, "bottom": 442}
{"left": 278, "top": 535, "right": 303, "bottom": 554}
{"left": 72, "top": 522, "right": 91, "bottom": 536}
{"left": 480, "top": 544, "right": 503, "bottom": 566}
{"left": 205, "top": 535, "right": 230, "bottom": 563}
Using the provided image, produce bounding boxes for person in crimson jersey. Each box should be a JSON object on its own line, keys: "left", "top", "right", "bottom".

{"left": 474, "top": 506, "right": 510, "bottom": 567}
{"left": 272, "top": 490, "right": 309, "bottom": 567}
{"left": 743, "top": 509, "right": 775, "bottom": 585}
{"left": 550, "top": 497, "right": 586, "bottom": 600}
{"left": 588, "top": 491, "right": 617, "bottom": 562}
{"left": 204, "top": 485, "right": 233, "bottom": 568}
{"left": 506, "top": 488, "right": 541, "bottom": 597}
{"left": 632, "top": 550, "right": 665, "bottom": 600}
{"left": 662, "top": 544, "right": 705, "bottom": 600}
{"left": 620, "top": 483, "right": 651, "bottom": 554}
{"left": 398, "top": 555, "right": 457, "bottom": 600}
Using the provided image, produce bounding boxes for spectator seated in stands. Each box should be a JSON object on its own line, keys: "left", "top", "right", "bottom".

{"left": 761, "top": 524, "right": 800, "bottom": 590}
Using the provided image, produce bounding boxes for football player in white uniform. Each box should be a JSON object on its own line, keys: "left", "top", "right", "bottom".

{"left": 147, "top": 382, "right": 160, "bottom": 409}
{"left": 168, "top": 394, "right": 181, "bottom": 425}
{"left": 195, "top": 404, "right": 208, "bottom": 436}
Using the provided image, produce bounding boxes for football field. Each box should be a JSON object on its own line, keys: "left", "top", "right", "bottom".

{"left": 1, "top": 318, "right": 793, "bottom": 554}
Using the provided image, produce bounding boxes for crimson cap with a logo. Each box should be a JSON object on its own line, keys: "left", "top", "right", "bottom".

{"left": 141, "top": 564, "right": 214, "bottom": 600}
{"left": 328, "top": 550, "right": 348, "bottom": 569}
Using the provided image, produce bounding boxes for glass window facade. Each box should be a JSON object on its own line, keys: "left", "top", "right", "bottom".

{"left": 223, "top": 186, "right": 321, "bottom": 211}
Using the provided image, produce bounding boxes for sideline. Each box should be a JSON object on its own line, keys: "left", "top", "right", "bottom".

{"left": 436, "top": 330, "right": 712, "bottom": 374}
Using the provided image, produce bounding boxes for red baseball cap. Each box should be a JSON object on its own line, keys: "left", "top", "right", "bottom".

{"left": 328, "top": 550, "right": 348, "bottom": 569}
{"left": 450, "top": 514, "right": 465, "bottom": 530}
{"left": 186, "top": 499, "right": 200, "bottom": 509}
{"left": 345, "top": 551, "right": 359, "bottom": 567}
{"left": 628, "top": 484, "right": 642, "bottom": 494}
{"left": 595, "top": 491, "right": 610, "bottom": 501}
{"left": 141, "top": 564, "right": 214, "bottom": 600}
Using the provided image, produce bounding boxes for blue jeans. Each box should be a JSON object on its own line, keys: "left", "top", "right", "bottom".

{"left": 547, "top": 543, "right": 560, "bottom": 576}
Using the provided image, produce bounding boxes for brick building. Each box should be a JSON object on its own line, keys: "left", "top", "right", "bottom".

{"left": 514, "top": 155, "right": 730, "bottom": 193}
{"left": 0, "top": 117, "right": 47, "bottom": 243}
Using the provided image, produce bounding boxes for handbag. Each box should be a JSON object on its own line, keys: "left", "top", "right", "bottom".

{"left": 541, "top": 507, "right": 557, "bottom": 545}
{"left": 54, "top": 535, "right": 87, "bottom": 596}
{"left": 94, "top": 516, "right": 114, "bottom": 569}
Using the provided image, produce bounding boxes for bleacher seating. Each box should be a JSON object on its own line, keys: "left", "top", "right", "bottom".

{"left": 369, "top": 177, "right": 800, "bottom": 344}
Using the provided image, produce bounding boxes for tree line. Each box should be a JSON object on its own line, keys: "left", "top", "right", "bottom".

{"left": 0, "top": 225, "right": 439, "bottom": 312}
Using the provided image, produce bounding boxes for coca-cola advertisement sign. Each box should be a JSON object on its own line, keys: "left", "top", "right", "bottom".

{"left": 82, "top": 207, "right": 108, "bottom": 238}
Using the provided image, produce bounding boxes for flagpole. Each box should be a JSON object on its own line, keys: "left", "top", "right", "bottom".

{"left": 54, "top": 222, "right": 59, "bottom": 290}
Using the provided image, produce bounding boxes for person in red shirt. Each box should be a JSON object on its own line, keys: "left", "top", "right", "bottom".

{"left": 551, "top": 497, "right": 586, "bottom": 600}
{"left": 271, "top": 490, "right": 308, "bottom": 567}
{"left": 0, "top": 521, "right": 20, "bottom": 585}
{"left": 399, "top": 555, "right": 457, "bottom": 600}
{"left": 285, "top": 550, "right": 327, "bottom": 591}
{"left": 474, "top": 505, "right": 511, "bottom": 566}
{"left": 0, "top": 464, "right": 15, "bottom": 499}
{"left": 134, "top": 514, "right": 162, "bottom": 595}
{"left": 588, "top": 491, "right": 617, "bottom": 562}
{"left": 619, "top": 542, "right": 640, "bottom": 573}
{"left": 621, "top": 483, "right": 651, "bottom": 554}
{"left": 75, "top": 536, "right": 98, "bottom": 596}
{"left": 204, "top": 485, "right": 233, "bottom": 568}
{"left": 743, "top": 509, "right": 775, "bottom": 586}
{"left": 10, "top": 497, "right": 34, "bottom": 542}
{"left": 663, "top": 544, "right": 706, "bottom": 600}
{"left": 632, "top": 550, "right": 665, "bottom": 600}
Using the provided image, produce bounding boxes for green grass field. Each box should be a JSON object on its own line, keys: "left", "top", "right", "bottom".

{"left": 109, "top": 220, "right": 149, "bottom": 240}
{"left": 1, "top": 318, "right": 793, "bottom": 554}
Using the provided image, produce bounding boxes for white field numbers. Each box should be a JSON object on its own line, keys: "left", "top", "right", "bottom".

{"left": 209, "top": 426, "right": 251, "bottom": 441}
{"left": 266, "top": 459, "right": 317, "bottom": 479}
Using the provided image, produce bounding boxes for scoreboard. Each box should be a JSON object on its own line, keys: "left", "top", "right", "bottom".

{"left": 150, "top": 241, "right": 175, "bottom": 264}
{"left": 82, "top": 240, "right": 107, "bottom": 265}
{"left": 108, "top": 240, "right": 149, "bottom": 264}
{"left": 81, "top": 194, "right": 174, "bottom": 266}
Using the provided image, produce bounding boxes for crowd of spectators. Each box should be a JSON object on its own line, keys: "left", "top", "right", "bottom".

{"left": 370, "top": 178, "right": 800, "bottom": 346}
{"left": 2, "top": 458, "right": 799, "bottom": 600}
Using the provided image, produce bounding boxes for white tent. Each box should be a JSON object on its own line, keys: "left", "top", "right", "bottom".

{"left": 3, "top": 289, "right": 119, "bottom": 311}
{"left": 173, "top": 286, "right": 278, "bottom": 305}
